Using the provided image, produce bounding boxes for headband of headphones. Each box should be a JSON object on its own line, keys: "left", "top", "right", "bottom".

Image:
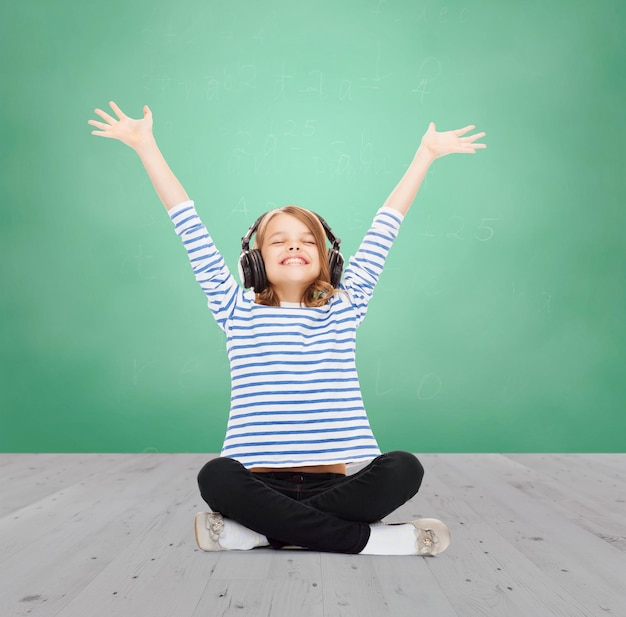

{"left": 240, "top": 211, "right": 341, "bottom": 253}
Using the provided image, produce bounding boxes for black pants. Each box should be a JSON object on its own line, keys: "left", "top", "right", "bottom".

{"left": 197, "top": 451, "right": 424, "bottom": 554}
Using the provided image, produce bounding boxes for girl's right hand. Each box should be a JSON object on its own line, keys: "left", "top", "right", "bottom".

{"left": 88, "top": 101, "right": 154, "bottom": 151}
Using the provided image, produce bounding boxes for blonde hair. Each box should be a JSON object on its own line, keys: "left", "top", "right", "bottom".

{"left": 253, "top": 205, "right": 339, "bottom": 307}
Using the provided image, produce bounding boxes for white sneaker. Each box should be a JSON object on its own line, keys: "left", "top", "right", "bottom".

{"left": 194, "top": 512, "right": 227, "bottom": 551}
{"left": 410, "top": 518, "right": 451, "bottom": 556}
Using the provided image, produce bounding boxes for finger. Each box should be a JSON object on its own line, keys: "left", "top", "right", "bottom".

{"left": 454, "top": 125, "right": 476, "bottom": 136}
{"left": 462, "top": 131, "right": 486, "bottom": 143}
{"left": 460, "top": 143, "right": 487, "bottom": 153}
{"left": 94, "top": 108, "right": 116, "bottom": 125}
{"left": 109, "top": 101, "right": 126, "bottom": 119}
{"left": 90, "top": 130, "right": 113, "bottom": 138}
{"left": 88, "top": 119, "right": 110, "bottom": 131}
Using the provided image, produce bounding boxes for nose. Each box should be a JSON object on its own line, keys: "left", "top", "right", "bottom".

{"left": 288, "top": 243, "right": 301, "bottom": 251}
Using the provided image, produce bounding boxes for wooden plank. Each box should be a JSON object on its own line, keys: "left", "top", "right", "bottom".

{"left": 501, "top": 454, "right": 626, "bottom": 550}
{"left": 0, "top": 454, "right": 195, "bottom": 560}
{"left": 321, "top": 553, "right": 395, "bottom": 617}
{"left": 581, "top": 453, "right": 626, "bottom": 476}
{"left": 505, "top": 453, "right": 626, "bottom": 512}
{"left": 54, "top": 483, "right": 219, "bottom": 617}
{"left": 194, "top": 578, "right": 324, "bottom": 617}
{"left": 0, "top": 454, "right": 206, "bottom": 617}
{"left": 546, "top": 453, "right": 626, "bottom": 475}
{"left": 402, "top": 455, "right": 585, "bottom": 617}
{"left": 0, "top": 453, "right": 134, "bottom": 516}
{"left": 318, "top": 552, "right": 458, "bottom": 617}
{"left": 430, "top": 454, "right": 626, "bottom": 616}
{"left": 0, "top": 453, "right": 60, "bottom": 473}
{"left": 371, "top": 555, "right": 459, "bottom": 617}
{"left": 59, "top": 520, "right": 324, "bottom": 617}
{"left": 266, "top": 549, "right": 322, "bottom": 584}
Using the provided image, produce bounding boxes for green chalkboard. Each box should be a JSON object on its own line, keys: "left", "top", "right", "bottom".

{"left": 1, "top": 0, "right": 625, "bottom": 453}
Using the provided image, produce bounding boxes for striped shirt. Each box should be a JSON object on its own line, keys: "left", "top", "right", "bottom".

{"left": 169, "top": 201, "right": 404, "bottom": 469}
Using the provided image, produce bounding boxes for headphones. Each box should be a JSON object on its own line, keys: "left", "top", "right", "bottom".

{"left": 239, "top": 211, "right": 344, "bottom": 293}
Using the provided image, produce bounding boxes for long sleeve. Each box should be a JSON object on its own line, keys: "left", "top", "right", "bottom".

{"left": 169, "top": 200, "right": 241, "bottom": 332}
{"left": 341, "top": 206, "right": 404, "bottom": 326}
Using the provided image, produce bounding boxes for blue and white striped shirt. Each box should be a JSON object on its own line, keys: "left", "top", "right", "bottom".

{"left": 170, "top": 201, "right": 403, "bottom": 469}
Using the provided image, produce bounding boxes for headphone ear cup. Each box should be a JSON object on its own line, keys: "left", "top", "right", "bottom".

{"left": 248, "top": 248, "right": 268, "bottom": 293}
{"left": 239, "top": 248, "right": 268, "bottom": 292}
{"left": 327, "top": 249, "right": 344, "bottom": 288}
{"left": 238, "top": 250, "right": 252, "bottom": 289}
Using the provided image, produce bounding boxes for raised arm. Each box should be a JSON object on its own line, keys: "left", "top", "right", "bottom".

{"left": 88, "top": 101, "right": 188, "bottom": 210}
{"left": 383, "top": 122, "right": 486, "bottom": 217}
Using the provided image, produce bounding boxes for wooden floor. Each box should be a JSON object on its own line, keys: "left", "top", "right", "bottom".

{"left": 0, "top": 454, "right": 625, "bottom": 617}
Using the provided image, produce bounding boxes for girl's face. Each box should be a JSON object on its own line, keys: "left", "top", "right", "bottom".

{"left": 260, "top": 213, "right": 322, "bottom": 302}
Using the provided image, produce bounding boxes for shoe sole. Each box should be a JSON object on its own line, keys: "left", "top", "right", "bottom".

{"left": 194, "top": 512, "right": 204, "bottom": 549}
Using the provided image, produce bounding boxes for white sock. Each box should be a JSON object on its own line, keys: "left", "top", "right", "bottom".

{"left": 360, "top": 523, "right": 416, "bottom": 555}
{"left": 219, "top": 519, "right": 270, "bottom": 551}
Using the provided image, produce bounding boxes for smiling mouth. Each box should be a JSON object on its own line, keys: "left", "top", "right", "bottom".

{"left": 280, "top": 257, "right": 309, "bottom": 265}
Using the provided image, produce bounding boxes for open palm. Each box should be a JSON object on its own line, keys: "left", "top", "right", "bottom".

{"left": 88, "top": 101, "right": 153, "bottom": 150}
{"left": 421, "top": 122, "right": 486, "bottom": 159}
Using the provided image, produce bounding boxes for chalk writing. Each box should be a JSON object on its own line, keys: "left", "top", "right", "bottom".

{"left": 121, "top": 245, "right": 156, "bottom": 280}
{"left": 206, "top": 78, "right": 220, "bottom": 101}
{"left": 417, "top": 372, "right": 443, "bottom": 400}
{"left": 511, "top": 282, "right": 554, "bottom": 314}
{"left": 414, "top": 5, "right": 470, "bottom": 23}
{"left": 230, "top": 131, "right": 252, "bottom": 174}
{"left": 206, "top": 64, "right": 257, "bottom": 101}
{"left": 274, "top": 63, "right": 370, "bottom": 102}
{"left": 475, "top": 218, "right": 498, "bottom": 242}
{"left": 233, "top": 196, "right": 249, "bottom": 216}
{"left": 253, "top": 28, "right": 265, "bottom": 45}
{"left": 539, "top": 292, "right": 552, "bottom": 313}
{"left": 446, "top": 216, "right": 466, "bottom": 240}
{"left": 412, "top": 57, "right": 442, "bottom": 103}
{"left": 157, "top": 75, "right": 172, "bottom": 97}
{"left": 359, "top": 134, "right": 392, "bottom": 176}
{"left": 370, "top": 0, "right": 387, "bottom": 17}
{"left": 283, "top": 120, "right": 317, "bottom": 138}
{"left": 130, "top": 358, "right": 158, "bottom": 387}
{"left": 179, "top": 358, "right": 202, "bottom": 389}
{"left": 339, "top": 80, "right": 353, "bottom": 102}
{"left": 254, "top": 133, "right": 278, "bottom": 175}
{"left": 274, "top": 63, "right": 294, "bottom": 100}
{"left": 330, "top": 141, "right": 353, "bottom": 181}
{"left": 300, "top": 70, "right": 326, "bottom": 100}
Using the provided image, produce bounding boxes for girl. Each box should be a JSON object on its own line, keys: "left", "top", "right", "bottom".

{"left": 89, "top": 102, "right": 486, "bottom": 556}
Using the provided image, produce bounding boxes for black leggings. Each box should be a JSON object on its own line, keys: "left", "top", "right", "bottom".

{"left": 197, "top": 451, "right": 424, "bottom": 554}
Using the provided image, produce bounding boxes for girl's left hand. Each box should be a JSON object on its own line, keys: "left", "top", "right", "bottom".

{"left": 420, "top": 122, "right": 486, "bottom": 159}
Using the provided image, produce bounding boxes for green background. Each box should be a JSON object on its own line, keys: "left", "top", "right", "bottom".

{"left": 1, "top": 0, "right": 625, "bottom": 453}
